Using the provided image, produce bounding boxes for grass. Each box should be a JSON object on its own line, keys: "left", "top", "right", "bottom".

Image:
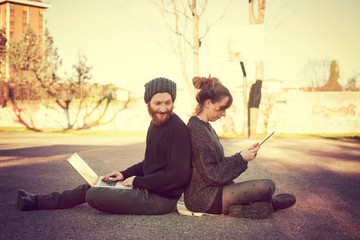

{"left": 218, "top": 131, "right": 360, "bottom": 142}
{"left": 0, "top": 127, "right": 147, "bottom": 138}
{"left": 1, "top": 127, "right": 359, "bottom": 141}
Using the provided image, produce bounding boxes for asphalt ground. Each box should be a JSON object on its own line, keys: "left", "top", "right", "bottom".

{"left": 0, "top": 132, "right": 359, "bottom": 240}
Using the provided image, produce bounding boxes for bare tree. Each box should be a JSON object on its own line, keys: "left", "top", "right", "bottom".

{"left": 246, "top": 0, "right": 266, "bottom": 136}
{"left": 7, "top": 27, "right": 130, "bottom": 131}
{"left": 298, "top": 58, "right": 331, "bottom": 89}
{"left": 152, "top": 0, "right": 226, "bottom": 101}
{"left": 72, "top": 51, "right": 92, "bottom": 85}
{"left": 0, "top": 28, "right": 6, "bottom": 75}
{"left": 158, "top": 0, "right": 192, "bottom": 99}
{"left": 80, "top": 86, "right": 131, "bottom": 130}
{"left": 244, "top": 0, "right": 296, "bottom": 135}
{"left": 345, "top": 72, "right": 360, "bottom": 91}
{"left": 6, "top": 26, "right": 54, "bottom": 131}
{"left": 0, "top": 28, "right": 8, "bottom": 108}
{"left": 249, "top": 0, "right": 265, "bottom": 80}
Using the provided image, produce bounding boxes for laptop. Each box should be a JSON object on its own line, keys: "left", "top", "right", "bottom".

{"left": 66, "top": 152, "right": 131, "bottom": 189}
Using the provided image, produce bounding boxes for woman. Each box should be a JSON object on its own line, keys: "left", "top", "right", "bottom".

{"left": 184, "top": 76, "right": 296, "bottom": 219}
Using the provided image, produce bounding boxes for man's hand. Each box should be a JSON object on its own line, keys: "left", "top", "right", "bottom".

{"left": 123, "top": 176, "right": 135, "bottom": 187}
{"left": 102, "top": 171, "right": 124, "bottom": 182}
{"left": 241, "top": 143, "right": 260, "bottom": 162}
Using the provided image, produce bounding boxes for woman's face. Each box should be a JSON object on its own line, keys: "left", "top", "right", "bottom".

{"left": 206, "top": 96, "right": 230, "bottom": 122}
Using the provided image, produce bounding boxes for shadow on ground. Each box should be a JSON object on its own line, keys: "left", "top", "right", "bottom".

{"left": 0, "top": 133, "right": 359, "bottom": 240}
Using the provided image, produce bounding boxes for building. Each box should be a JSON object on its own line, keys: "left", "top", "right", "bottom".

{"left": 0, "top": 0, "right": 50, "bottom": 78}
{"left": 0, "top": 0, "right": 50, "bottom": 40}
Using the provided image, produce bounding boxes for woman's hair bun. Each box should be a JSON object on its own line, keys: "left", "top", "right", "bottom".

{"left": 192, "top": 75, "right": 221, "bottom": 90}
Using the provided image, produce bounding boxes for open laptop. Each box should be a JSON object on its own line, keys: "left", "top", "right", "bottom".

{"left": 66, "top": 152, "right": 131, "bottom": 189}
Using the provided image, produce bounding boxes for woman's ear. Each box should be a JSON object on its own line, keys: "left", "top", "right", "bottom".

{"left": 204, "top": 99, "right": 212, "bottom": 109}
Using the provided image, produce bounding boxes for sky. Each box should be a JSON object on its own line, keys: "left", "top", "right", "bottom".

{"left": 44, "top": 0, "right": 360, "bottom": 92}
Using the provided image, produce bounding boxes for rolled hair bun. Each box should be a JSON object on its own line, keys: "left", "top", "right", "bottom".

{"left": 192, "top": 75, "right": 221, "bottom": 90}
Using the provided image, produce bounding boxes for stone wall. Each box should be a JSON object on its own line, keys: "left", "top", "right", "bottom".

{"left": 0, "top": 91, "right": 359, "bottom": 134}
{"left": 212, "top": 91, "right": 360, "bottom": 134}
{"left": 240, "top": 91, "right": 359, "bottom": 134}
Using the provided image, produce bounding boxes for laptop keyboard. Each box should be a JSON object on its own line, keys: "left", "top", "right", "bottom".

{"left": 101, "top": 179, "right": 116, "bottom": 186}
{"left": 95, "top": 178, "right": 131, "bottom": 189}
{"left": 106, "top": 181, "right": 116, "bottom": 186}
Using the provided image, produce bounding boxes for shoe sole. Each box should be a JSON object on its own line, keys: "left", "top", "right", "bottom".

{"left": 272, "top": 194, "right": 296, "bottom": 211}
{"left": 228, "top": 202, "right": 272, "bottom": 219}
{"left": 17, "top": 190, "right": 25, "bottom": 210}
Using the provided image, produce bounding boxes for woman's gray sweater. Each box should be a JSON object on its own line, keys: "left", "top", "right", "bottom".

{"left": 184, "top": 116, "right": 248, "bottom": 212}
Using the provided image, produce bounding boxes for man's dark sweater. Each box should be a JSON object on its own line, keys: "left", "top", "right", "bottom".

{"left": 121, "top": 114, "right": 191, "bottom": 199}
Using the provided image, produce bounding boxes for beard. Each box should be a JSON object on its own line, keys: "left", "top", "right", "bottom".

{"left": 147, "top": 104, "right": 174, "bottom": 126}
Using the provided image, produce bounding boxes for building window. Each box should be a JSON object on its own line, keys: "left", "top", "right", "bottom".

{"left": 22, "top": 6, "right": 28, "bottom": 31}
{"left": 38, "top": 10, "right": 43, "bottom": 37}
{"left": 10, "top": 5, "right": 15, "bottom": 39}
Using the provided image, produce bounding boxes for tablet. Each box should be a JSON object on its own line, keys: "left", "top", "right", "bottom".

{"left": 259, "top": 131, "right": 275, "bottom": 147}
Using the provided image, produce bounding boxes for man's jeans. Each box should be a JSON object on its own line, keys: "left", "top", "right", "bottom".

{"left": 36, "top": 184, "right": 178, "bottom": 215}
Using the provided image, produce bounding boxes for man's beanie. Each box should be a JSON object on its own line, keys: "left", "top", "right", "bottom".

{"left": 144, "top": 77, "right": 177, "bottom": 103}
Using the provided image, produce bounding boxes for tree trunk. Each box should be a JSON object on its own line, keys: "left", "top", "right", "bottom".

{"left": 191, "top": 0, "right": 200, "bottom": 77}
{"left": 178, "top": 54, "right": 195, "bottom": 104}
{"left": 248, "top": 0, "right": 266, "bottom": 136}
{"left": 249, "top": 0, "right": 266, "bottom": 24}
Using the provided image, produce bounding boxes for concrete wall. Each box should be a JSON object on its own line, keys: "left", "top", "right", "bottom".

{"left": 0, "top": 91, "right": 359, "bottom": 134}
{"left": 245, "top": 91, "right": 360, "bottom": 134}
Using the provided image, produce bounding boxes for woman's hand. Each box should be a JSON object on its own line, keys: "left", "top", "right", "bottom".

{"left": 241, "top": 143, "right": 260, "bottom": 162}
{"left": 102, "top": 171, "right": 124, "bottom": 182}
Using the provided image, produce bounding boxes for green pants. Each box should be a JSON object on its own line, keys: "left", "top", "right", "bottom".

{"left": 86, "top": 186, "right": 178, "bottom": 215}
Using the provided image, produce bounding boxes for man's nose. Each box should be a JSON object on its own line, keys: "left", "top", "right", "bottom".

{"left": 160, "top": 105, "right": 167, "bottom": 112}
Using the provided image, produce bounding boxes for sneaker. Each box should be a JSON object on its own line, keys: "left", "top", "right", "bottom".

{"left": 17, "top": 189, "right": 37, "bottom": 211}
{"left": 228, "top": 202, "right": 272, "bottom": 219}
{"left": 272, "top": 193, "right": 296, "bottom": 211}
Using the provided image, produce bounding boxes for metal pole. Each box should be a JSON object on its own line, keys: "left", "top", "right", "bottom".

{"left": 240, "top": 62, "right": 248, "bottom": 138}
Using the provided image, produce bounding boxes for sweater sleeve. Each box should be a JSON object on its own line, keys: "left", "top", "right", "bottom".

{"left": 132, "top": 124, "right": 191, "bottom": 193}
{"left": 120, "top": 161, "right": 144, "bottom": 179}
{"left": 190, "top": 121, "right": 248, "bottom": 185}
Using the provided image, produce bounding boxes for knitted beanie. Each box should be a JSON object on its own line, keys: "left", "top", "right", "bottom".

{"left": 144, "top": 77, "right": 177, "bottom": 103}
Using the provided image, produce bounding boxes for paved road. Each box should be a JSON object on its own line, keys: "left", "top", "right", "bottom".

{"left": 0, "top": 132, "right": 359, "bottom": 240}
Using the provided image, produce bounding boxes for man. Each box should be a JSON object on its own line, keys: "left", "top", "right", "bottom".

{"left": 17, "top": 77, "right": 192, "bottom": 215}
